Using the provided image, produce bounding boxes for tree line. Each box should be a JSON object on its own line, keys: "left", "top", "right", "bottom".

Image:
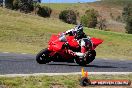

{"left": 59, "top": 5, "right": 132, "bottom": 34}
{"left": 0, "top": 0, "right": 52, "bottom": 17}
{"left": 0, "top": 1, "right": 132, "bottom": 34}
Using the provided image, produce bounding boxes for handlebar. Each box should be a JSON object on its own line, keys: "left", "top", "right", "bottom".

{"left": 59, "top": 33, "right": 67, "bottom": 42}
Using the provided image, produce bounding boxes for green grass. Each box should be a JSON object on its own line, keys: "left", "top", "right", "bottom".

{"left": 41, "top": 3, "right": 80, "bottom": 11}
{"left": 0, "top": 74, "right": 132, "bottom": 88}
{"left": 0, "top": 7, "right": 132, "bottom": 59}
{"left": 41, "top": 3, "right": 96, "bottom": 17}
{"left": 98, "top": 0, "right": 132, "bottom": 7}
{"left": 85, "top": 29, "right": 132, "bottom": 59}
{"left": 42, "top": 0, "right": 132, "bottom": 11}
{"left": 40, "top": 2, "right": 128, "bottom": 33}
{"left": 0, "top": 7, "right": 73, "bottom": 53}
{"left": 41, "top": 0, "right": 132, "bottom": 13}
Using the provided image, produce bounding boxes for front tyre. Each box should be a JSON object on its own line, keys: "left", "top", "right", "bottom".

{"left": 36, "top": 48, "right": 51, "bottom": 64}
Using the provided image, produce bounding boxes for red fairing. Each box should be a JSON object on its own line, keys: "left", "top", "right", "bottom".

{"left": 48, "top": 35, "right": 65, "bottom": 51}
{"left": 91, "top": 37, "right": 103, "bottom": 50}
{"left": 66, "top": 36, "right": 79, "bottom": 48}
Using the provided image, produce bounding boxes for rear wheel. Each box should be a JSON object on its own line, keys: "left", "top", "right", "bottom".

{"left": 75, "top": 50, "right": 96, "bottom": 66}
{"left": 36, "top": 48, "right": 51, "bottom": 64}
{"left": 75, "top": 57, "right": 87, "bottom": 66}
{"left": 86, "top": 50, "right": 96, "bottom": 64}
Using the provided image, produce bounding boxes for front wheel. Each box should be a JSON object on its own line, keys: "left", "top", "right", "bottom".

{"left": 36, "top": 48, "right": 51, "bottom": 64}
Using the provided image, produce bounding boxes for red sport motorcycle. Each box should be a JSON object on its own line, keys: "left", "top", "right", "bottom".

{"left": 36, "top": 33, "right": 103, "bottom": 66}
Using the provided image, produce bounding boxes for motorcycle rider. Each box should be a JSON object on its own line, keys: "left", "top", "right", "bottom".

{"left": 64, "top": 24, "right": 87, "bottom": 39}
{"left": 63, "top": 24, "right": 92, "bottom": 58}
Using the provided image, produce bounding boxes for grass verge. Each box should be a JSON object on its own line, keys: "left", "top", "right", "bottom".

{"left": 0, "top": 74, "right": 132, "bottom": 88}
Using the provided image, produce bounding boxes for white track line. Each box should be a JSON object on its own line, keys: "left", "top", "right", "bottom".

{"left": 0, "top": 72, "right": 132, "bottom": 77}
{"left": 2, "top": 52, "right": 28, "bottom": 55}
{"left": 120, "top": 59, "right": 126, "bottom": 61}
{"left": 102, "top": 58, "right": 109, "bottom": 60}
{"left": 2, "top": 52, "right": 9, "bottom": 54}
{"left": 21, "top": 53, "right": 27, "bottom": 55}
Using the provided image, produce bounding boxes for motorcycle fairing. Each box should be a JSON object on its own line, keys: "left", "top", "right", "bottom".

{"left": 91, "top": 37, "right": 103, "bottom": 49}
{"left": 66, "top": 36, "right": 79, "bottom": 48}
{"left": 48, "top": 35, "right": 65, "bottom": 51}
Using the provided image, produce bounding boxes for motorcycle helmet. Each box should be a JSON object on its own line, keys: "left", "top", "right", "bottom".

{"left": 74, "top": 24, "right": 84, "bottom": 39}
{"left": 75, "top": 24, "right": 83, "bottom": 32}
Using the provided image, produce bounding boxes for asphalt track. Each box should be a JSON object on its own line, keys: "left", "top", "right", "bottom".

{"left": 0, "top": 53, "right": 132, "bottom": 75}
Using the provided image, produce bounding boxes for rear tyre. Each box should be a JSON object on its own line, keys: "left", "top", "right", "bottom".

{"left": 36, "top": 48, "right": 51, "bottom": 64}
{"left": 75, "top": 50, "right": 96, "bottom": 66}
{"left": 75, "top": 57, "right": 87, "bottom": 66}
{"left": 86, "top": 50, "right": 96, "bottom": 64}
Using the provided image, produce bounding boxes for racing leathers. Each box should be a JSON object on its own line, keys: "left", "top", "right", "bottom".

{"left": 63, "top": 25, "right": 92, "bottom": 58}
